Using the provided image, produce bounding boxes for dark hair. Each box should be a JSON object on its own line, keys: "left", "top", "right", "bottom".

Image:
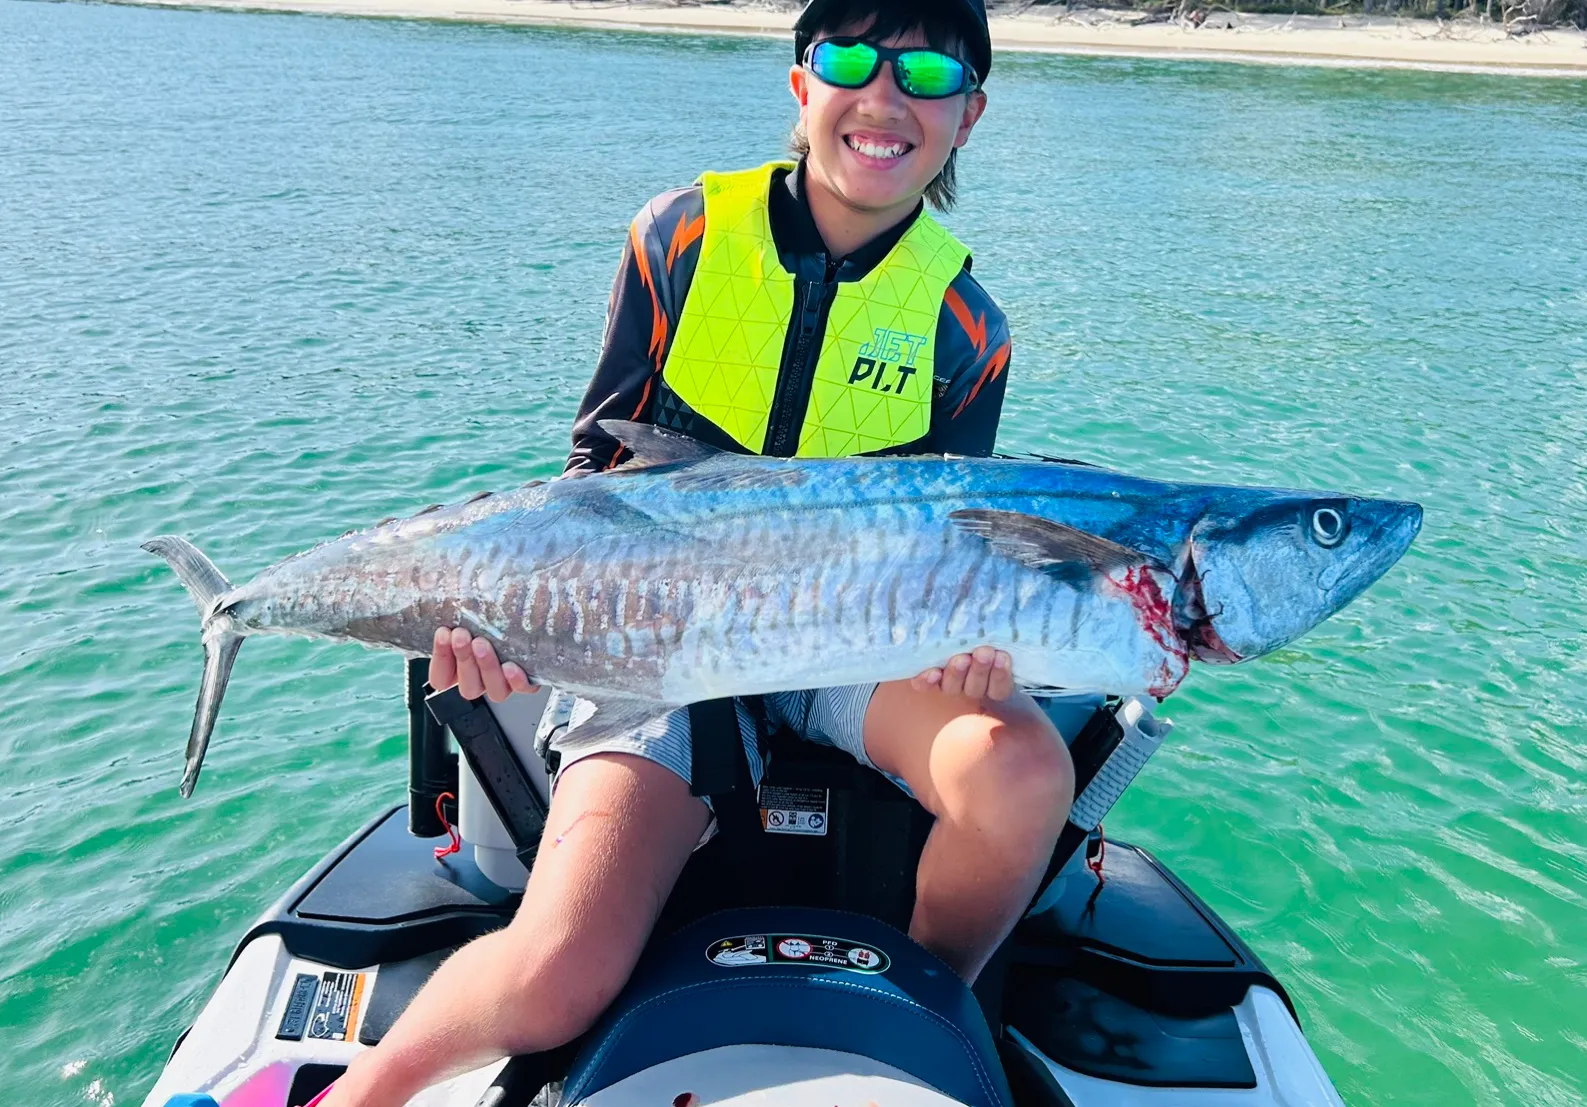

{"left": 791, "top": 0, "right": 983, "bottom": 212}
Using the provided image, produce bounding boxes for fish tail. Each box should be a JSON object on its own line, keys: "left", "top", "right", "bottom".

{"left": 141, "top": 536, "right": 245, "bottom": 798}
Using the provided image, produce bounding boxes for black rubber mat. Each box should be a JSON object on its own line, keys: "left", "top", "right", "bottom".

{"left": 358, "top": 947, "right": 454, "bottom": 1046}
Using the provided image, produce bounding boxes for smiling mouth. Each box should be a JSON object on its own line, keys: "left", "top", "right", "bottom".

{"left": 844, "top": 134, "right": 915, "bottom": 162}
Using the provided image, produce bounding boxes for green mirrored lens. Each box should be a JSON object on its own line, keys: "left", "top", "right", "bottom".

{"left": 812, "top": 41, "right": 880, "bottom": 88}
{"left": 895, "top": 50, "right": 967, "bottom": 97}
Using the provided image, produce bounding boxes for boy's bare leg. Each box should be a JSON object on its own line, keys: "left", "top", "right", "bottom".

{"left": 323, "top": 753, "right": 709, "bottom": 1107}
{"left": 864, "top": 678, "right": 1074, "bottom": 984}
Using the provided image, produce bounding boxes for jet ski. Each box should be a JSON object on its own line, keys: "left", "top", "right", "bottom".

{"left": 142, "top": 661, "right": 1346, "bottom": 1107}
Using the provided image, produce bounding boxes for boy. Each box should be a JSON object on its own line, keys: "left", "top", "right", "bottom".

{"left": 326, "top": 3, "right": 1073, "bottom": 1103}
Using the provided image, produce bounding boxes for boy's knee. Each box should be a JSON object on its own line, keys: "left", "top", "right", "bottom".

{"left": 934, "top": 708, "right": 1074, "bottom": 832}
{"left": 987, "top": 713, "right": 1074, "bottom": 819}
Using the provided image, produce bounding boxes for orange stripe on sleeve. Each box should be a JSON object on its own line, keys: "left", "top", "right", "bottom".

{"left": 666, "top": 212, "right": 706, "bottom": 272}
{"left": 953, "top": 339, "right": 1011, "bottom": 418}
{"left": 943, "top": 285, "right": 989, "bottom": 358}
{"left": 630, "top": 220, "right": 668, "bottom": 371}
{"left": 630, "top": 375, "right": 654, "bottom": 420}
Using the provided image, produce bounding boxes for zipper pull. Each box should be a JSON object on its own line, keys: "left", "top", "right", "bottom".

{"left": 797, "top": 276, "right": 823, "bottom": 335}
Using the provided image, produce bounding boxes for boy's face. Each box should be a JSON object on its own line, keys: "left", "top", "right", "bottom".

{"left": 790, "top": 22, "right": 987, "bottom": 218}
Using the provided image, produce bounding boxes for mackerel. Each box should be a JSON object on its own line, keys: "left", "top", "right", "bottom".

{"left": 144, "top": 421, "right": 1421, "bottom": 796}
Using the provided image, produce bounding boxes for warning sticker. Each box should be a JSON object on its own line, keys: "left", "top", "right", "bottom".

{"left": 758, "top": 784, "right": 828, "bottom": 836}
{"left": 306, "top": 970, "right": 367, "bottom": 1042}
{"left": 706, "top": 934, "right": 889, "bottom": 974}
{"left": 776, "top": 937, "right": 812, "bottom": 959}
{"left": 707, "top": 934, "right": 767, "bottom": 967}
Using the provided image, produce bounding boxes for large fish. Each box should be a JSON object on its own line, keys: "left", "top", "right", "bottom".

{"left": 144, "top": 421, "right": 1421, "bottom": 796}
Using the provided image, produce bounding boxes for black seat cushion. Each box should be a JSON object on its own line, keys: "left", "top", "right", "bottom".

{"left": 560, "top": 907, "right": 1012, "bottom": 1107}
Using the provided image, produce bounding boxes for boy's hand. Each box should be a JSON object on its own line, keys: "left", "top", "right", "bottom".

{"left": 912, "top": 646, "right": 1014, "bottom": 702}
{"left": 429, "top": 627, "right": 538, "bottom": 702}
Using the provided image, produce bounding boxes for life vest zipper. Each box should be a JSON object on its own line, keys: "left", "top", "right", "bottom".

{"left": 763, "top": 257, "right": 840, "bottom": 457}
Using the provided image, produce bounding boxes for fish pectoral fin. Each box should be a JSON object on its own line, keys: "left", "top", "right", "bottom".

{"left": 949, "top": 509, "right": 1153, "bottom": 576}
{"left": 597, "top": 419, "right": 724, "bottom": 469}
{"left": 563, "top": 694, "right": 680, "bottom": 747}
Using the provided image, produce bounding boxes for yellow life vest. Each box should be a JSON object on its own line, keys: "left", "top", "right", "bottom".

{"left": 661, "top": 162, "right": 970, "bottom": 458}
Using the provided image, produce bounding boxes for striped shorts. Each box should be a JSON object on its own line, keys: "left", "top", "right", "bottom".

{"left": 546, "top": 684, "right": 904, "bottom": 797}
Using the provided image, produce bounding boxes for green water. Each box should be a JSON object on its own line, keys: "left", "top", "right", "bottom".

{"left": 1, "top": 1, "right": 1584, "bottom": 1102}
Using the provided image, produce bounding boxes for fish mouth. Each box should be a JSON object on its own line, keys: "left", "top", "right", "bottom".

{"left": 1175, "top": 549, "right": 1243, "bottom": 665}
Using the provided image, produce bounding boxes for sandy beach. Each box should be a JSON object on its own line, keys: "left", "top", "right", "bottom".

{"left": 114, "top": 0, "right": 1587, "bottom": 76}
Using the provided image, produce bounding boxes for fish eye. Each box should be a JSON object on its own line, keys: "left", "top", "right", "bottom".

{"left": 1311, "top": 507, "right": 1347, "bottom": 547}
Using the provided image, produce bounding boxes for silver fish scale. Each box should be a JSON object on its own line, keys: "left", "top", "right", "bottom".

{"left": 216, "top": 455, "right": 1192, "bottom": 704}
{"left": 651, "top": 498, "right": 1177, "bottom": 702}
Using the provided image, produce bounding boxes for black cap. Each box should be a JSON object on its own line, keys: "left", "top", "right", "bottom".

{"left": 794, "top": 0, "right": 993, "bottom": 84}
{"left": 951, "top": 0, "right": 992, "bottom": 81}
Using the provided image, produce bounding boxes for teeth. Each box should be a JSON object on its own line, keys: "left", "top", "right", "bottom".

{"left": 846, "top": 136, "right": 910, "bottom": 160}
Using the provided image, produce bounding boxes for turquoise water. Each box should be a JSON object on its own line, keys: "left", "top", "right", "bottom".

{"left": 2, "top": 0, "right": 1584, "bottom": 1102}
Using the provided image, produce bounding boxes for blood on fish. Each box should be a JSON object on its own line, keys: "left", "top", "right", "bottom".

{"left": 1113, "top": 567, "right": 1179, "bottom": 656}
{"left": 1107, "top": 566, "right": 1189, "bottom": 697}
{"left": 1193, "top": 619, "right": 1242, "bottom": 664}
{"left": 1148, "top": 659, "right": 1180, "bottom": 700}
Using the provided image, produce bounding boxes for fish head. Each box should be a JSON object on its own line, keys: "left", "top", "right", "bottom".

{"left": 1176, "top": 493, "right": 1422, "bottom": 663}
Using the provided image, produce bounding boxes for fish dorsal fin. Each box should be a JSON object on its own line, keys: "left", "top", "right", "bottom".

{"left": 949, "top": 509, "right": 1151, "bottom": 575}
{"left": 598, "top": 419, "right": 724, "bottom": 469}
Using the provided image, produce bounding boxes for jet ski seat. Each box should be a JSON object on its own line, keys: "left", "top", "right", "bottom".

{"left": 559, "top": 906, "right": 1015, "bottom": 1107}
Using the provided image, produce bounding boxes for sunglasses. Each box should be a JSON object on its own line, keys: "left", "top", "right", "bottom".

{"left": 804, "top": 38, "right": 980, "bottom": 100}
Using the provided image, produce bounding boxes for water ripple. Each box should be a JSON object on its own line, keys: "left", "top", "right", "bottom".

{"left": 1, "top": 2, "right": 1584, "bottom": 1104}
